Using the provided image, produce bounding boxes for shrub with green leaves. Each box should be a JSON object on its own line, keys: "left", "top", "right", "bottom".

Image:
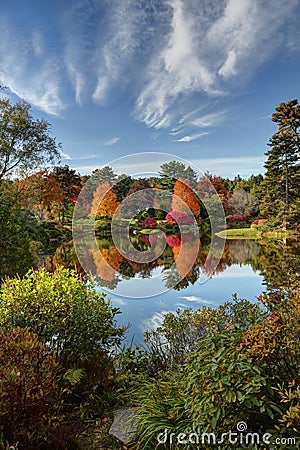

{"left": 0, "top": 267, "right": 126, "bottom": 410}
{"left": 241, "top": 285, "right": 300, "bottom": 439}
{"left": 130, "top": 294, "right": 299, "bottom": 449}
{"left": 185, "top": 331, "right": 269, "bottom": 433}
{"left": 131, "top": 333, "right": 270, "bottom": 450}
{"left": 132, "top": 371, "right": 187, "bottom": 449}
{"left": 123, "top": 298, "right": 264, "bottom": 378}
{"left": 0, "top": 190, "right": 33, "bottom": 279}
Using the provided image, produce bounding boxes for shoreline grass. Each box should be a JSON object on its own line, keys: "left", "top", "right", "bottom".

{"left": 216, "top": 227, "right": 298, "bottom": 240}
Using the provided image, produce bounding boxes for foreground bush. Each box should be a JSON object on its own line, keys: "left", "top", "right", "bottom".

{"left": 0, "top": 190, "right": 33, "bottom": 280}
{"left": 0, "top": 267, "right": 126, "bottom": 412}
{"left": 128, "top": 293, "right": 300, "bottom": 449}
{"left": 0, "top": 328, "right": 73, "bottom": 449}
{"left": 241, "top": 284, "right": 300, "bottom": 437}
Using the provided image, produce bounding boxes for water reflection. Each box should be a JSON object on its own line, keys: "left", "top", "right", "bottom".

{"left": 44, "top": 234, "right": 300, "bottom": 293}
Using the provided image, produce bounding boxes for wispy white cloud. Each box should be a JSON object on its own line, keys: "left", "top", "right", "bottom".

{"left": 61, "top": 152, "right": 72, "bottom": 160}
{"left": 190, "top": 111, "right": 226, "bottom": 128}
{"left": 31, "top": 30, "right": 44, "bottom": 57}
{"left": 1, "top": 0, "right": 298, "bottom": 130}
{"left": 93, "top": 0, "right": 138, "bottom": 103}
{"left": 135, "top": 0, "right": 299, "bottom": 130}
{"left": 175, "top": 132, "right": 209, "bottom": 143}
{"left": 191, "top": 156, "right": 266, "bottom": 177}
{"left": 72, "top": 154, "right": 266, "bottom": 177}
{"left": 104, "top": 137, "right": 120, "bottom": 146}
{"left": 62, "top": 1, "right": 99, "bottom": 106}
{"left": 140, "top": 310, "right": 177, "bottom": 332}
{"left": 218, "top": 49, "right": 237, "bottom": 78}
{"left": 0, "top": 17, "right": 65, "bottom": 115}
{"left": 111, "top": 297, "right": 127, "bottom": 306}
{"left": 135, "top": 0, "right": 219, "bottom": 129}
{"left": 179, "top": 296, "right": 215, "bottom": 305}
{"left": 61, "top": 152, "right": 96, "bottom": 161}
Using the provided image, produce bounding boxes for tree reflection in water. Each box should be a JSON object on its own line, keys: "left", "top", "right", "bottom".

{"left": 44, "top": 233, "right": 300, "bottom": 293}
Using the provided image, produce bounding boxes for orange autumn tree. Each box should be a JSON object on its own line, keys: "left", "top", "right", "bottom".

{"left": 172, "top": 178, "right": 200, "bottom": 220}
{"left": 91, "top": 183, "right": 120, "bottom": 218}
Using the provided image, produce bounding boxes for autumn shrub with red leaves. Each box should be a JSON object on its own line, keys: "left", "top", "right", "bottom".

{"left": 0, "top": 328, "right": 74, "bottom": 449}
{"left": 141, "top": 217, "right": 157, "bottom": 229}
{"left": 229, "top": 214, "right": 249, "bottom": 222}
{"left": 165, "top": 210, "right": 194, "bottom": 225}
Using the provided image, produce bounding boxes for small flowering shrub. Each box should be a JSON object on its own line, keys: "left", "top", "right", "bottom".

{"left": 165, "top": 210, "right": 194, "bottom": 225}
{"left": 230, "top": 214, "right": 249, "bottom": 222}
{"left": 227, "top": 214, "right": 250, "bottom": 229}
{"left": 142, "top": 217, "right": 157, "bottom": 229}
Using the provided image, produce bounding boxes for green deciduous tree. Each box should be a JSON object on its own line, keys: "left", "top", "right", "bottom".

{"left": 260, "top": 99, "right": 300, "bottom": 227}
{"left": 0, "top": 97, "right": 60, "bottom": 179}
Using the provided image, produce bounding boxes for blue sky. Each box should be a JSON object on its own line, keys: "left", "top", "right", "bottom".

{"left": 1, "top": 0, "right": 299, "bottom": 178}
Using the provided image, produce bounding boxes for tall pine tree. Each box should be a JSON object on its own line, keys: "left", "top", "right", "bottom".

{"left": 260, "top": 99, "right": 300, "bottom": 228}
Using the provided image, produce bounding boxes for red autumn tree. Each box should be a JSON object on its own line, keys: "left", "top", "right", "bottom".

{"left": 18, "top": 170, "right": 65, "bottom": 220}
{"left": 51, "top": 165, "right": 82, "bottom": 225}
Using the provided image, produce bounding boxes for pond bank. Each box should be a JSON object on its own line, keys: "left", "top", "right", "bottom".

{"left": 216, "top": 227, "right": 298, "bottom": 240}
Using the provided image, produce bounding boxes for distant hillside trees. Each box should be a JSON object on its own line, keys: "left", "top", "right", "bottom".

{"left": 228, "top": 189, "right": 259, "bottom": 218}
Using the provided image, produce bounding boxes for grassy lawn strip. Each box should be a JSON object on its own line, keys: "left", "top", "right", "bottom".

{"left": 216, "top": 227, "right": 298, "bottom": 240}
{"left": 216, "top": 228, "right": 259, "bottom": 239}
